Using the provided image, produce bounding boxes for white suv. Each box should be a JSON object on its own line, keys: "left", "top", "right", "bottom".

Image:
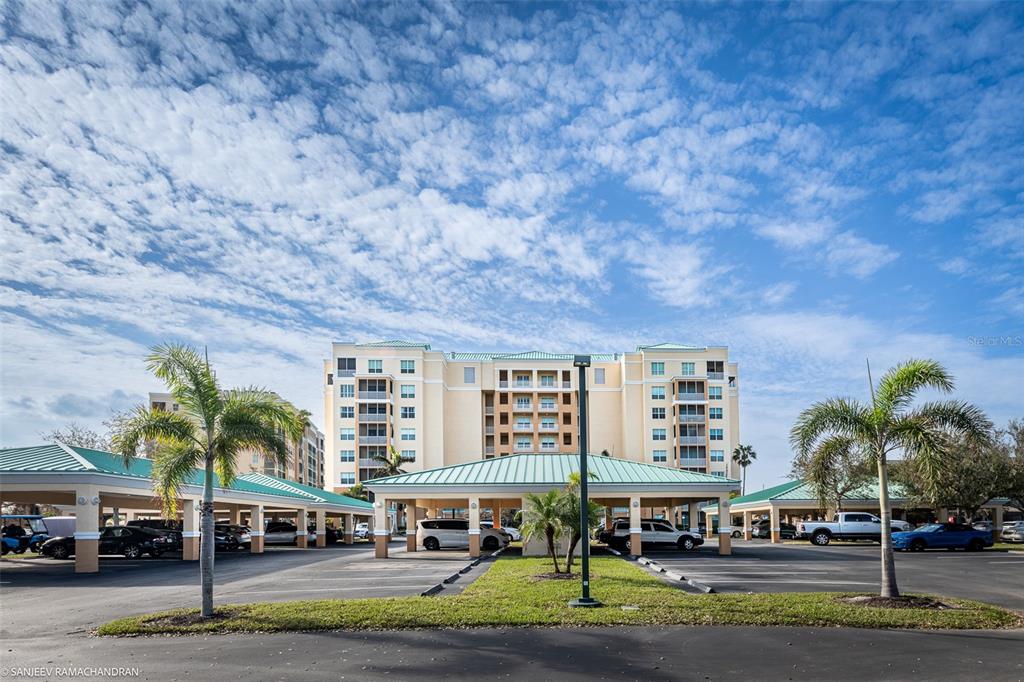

{"left": 417, "top": 519, "right": 510, "bottom": 551}
{"left": 599, "top": 519, "right": 704, "bottom": 551}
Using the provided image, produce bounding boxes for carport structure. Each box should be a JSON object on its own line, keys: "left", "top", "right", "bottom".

{"left": 702, "top": 479, "right": 1014, "bottom": 543}
{"left": 0, "top": 443, "right": 373, "bottom": 573}
{"left": 364, "top": 453, "right": 740, "bottom": 558}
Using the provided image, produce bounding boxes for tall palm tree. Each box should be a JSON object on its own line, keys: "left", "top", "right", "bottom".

{"left": 559, "top": 471, "right": 602, "bottom": 572}
{"left": 517, "top": 489, "right": 565, "bottom": 574}
{"left": 371, "top": 444, "right": 407, "bottom": 479}
{"left": 790, "top": 359, "right": 991, "bottom": 598}
{"left": 112, "top": 344, "right": 300, "bottom": 617}
{"left": 731, "top": 444, "right": 757, "bottom": 495}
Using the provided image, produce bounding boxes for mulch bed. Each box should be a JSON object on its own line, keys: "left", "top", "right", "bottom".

{"left": 532, "top": 572, "right": 579, "bottom": 581}
{"left": 838, "top": 595, "right": 956, "bottom": 610}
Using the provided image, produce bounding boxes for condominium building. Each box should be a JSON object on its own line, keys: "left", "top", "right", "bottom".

{"left": 148, "top": 392, "right": 325, "bottom": 487}
{"left": 322, "top": 341, "right": 740, "bottom": 493}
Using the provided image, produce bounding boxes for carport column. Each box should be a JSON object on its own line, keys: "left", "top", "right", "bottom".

{"left": 718, "top": 496, "right": 732, "bottom": 555}
{"left": 743, "top": 510, "right": 752, "bottom": 541}
{"left": 688, "top": 502, "right": 700, "bottom": 534}
{"left": 406, "top": 503, "right": 420, "bottom": 552}
{"left": 230, "top": 507, "right": 241, "bottom": 525}
{"left": 373, "top": 499, "right": 389, "bottom": 558}
{"left": 492, "top": 502, "right": 502, "bottom": 529}
{"left": 770, "top": 506, "right": 781, "bottom": 544}
{"left": 629, "top": 495, "right": 642, "bottom": 557}
{"left": 74, "top": 486, "right": 101, "bottom": 573}
{"left": 296, "top": 509, "right": 309, "bottom": 548}
{"left": 344, "top": 513, "right": 355, "bottom": 544}
{"left": 182, "top": 499, "right": 200, "bottom": 561}
{"left": 315, "top": 510, "right": 326, "bottom": 548}
{"left": 249, "top": 505, "right": 264, "bottom": 553}
{"left": 468, "top": 496, "right": 481, "bottom": 557}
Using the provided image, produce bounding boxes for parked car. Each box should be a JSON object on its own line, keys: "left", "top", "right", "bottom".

{"left": 892, "top": 523, "right": 993, "bottom": 552}
{"left": 306, "top": 524, "right": 340, "bottom": 544}
{"left": 354, "top": 522, "right": 370, "bottom": 540}
{"left": 264, "top": 521, "right": 300, "bottom": 545}
{"left": 796, "top": 513, "right": 912, "bottom": 546}
{"left": 597, "top": 519, "right": 703, "bottom": 551}
{"left": 417, "top": 519, "right": 510, "bottom": 551}
{"left": 1000, "top": 521, "right": 1024, "bottom": 543}
{"left": 40, "top": 526, "right": 176, "bottom": 560}
{"left": 216, "top": 524, "right": 252, "bottom": 548}
{"left": 751, "top": 520, "right": 796, "bottom": 539}
{"left": 481, "top": 521, "right": 520, "bottom": 541}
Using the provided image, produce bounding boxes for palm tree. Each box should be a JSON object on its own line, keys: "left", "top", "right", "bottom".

{"left": 731, "top": 444, "right": 757, "bottom": 495}
{"left": 559, "top": 471, "right": 603, "bottom": 572}
{"left": 790, "top": 359, "right": 991, "bottom": 598}
{"left": 371, "top": 444, "right": 407, "bottom": 479}
{"left": 793, "top": 435, "right": 874, "bottom": 516}
{"left": 517, "top": 489, "right": 565, "bottom": 574}
{"left": 112, "top": 344, "right": 300, "bottom": 617}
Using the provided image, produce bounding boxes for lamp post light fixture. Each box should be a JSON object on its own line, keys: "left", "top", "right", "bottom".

{"left": 569, "top": 354, "right": 601, "bottom": 608}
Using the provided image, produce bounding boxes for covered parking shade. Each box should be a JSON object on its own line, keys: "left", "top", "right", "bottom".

{"left": 0, "top": 443, "right": 372, "bottom": 572}
{"left": 702, "top": 479, "right": 1013, "bottom": 543}
{"left": 365, "top": 453, "right": 740, "bottom": 558}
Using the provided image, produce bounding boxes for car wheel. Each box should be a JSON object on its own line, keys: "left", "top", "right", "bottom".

{"left": 678, "top": 537, "right": 695, "bottom": 551}
{"left": 1, "top": 544, "right": 9, "bottom": 556}
{"left": 910, "top": 539, "right": 926, "bottom": 552}
{"left": 731, "top": 530, "right": 741, "bottom": 538}
{"left": 50, "top": 545, "right": 69, "bottom": 560}
{"left": 423, "top": 537, "right": 440, "bottom": 551}
{"left": 966, "top": 539, "right": 983, "bottom": 552}
{"left": 123, "top": 544, "right": 142, "bottom": 559}
{"left": 13, "top": 545, "right": 27, "bottom": 554}
{"left": 811, "top": 531, "right": 831, "bottom": 546}
{"left": 482, "top": 536, "right": 499, "bottom": 550}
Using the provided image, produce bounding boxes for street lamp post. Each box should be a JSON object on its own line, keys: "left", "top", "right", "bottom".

{"left": 569, "top": 355, "right": 601, "bottom": 608}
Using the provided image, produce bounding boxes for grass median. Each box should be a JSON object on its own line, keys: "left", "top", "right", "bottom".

{"left": 98, "top": 556, "right": 1021, "bottom": 635}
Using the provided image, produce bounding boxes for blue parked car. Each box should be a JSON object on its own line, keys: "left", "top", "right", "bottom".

{"left": 892, "top": 523, "right": 993, "bottom": 552}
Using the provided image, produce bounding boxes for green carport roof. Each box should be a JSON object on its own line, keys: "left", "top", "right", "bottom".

{"left": 366, "top": 453, "right": 739, "bottom": 488}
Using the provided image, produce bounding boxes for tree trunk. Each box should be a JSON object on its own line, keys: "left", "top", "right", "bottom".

{"left": 741, "top": 466, "right": 746, "bottom": 496}
{"left": 200, "top": 460, "right": 216, "bottom": 617}
{"left": 565, "top": 531, "right": 580, "bottom": 573}
{"left": 546, "top": 528, "right": 560, "bottom": 574}
{"left": 876, "top": 455, "right": 900, "bottom": 598}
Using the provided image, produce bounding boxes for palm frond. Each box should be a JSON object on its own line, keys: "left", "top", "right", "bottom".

{"left": 150, "top": 440, "right": 206, "bottom": 515}
{"left": 221, "top": 388, "right": 299, "bottom": 438}
{"left": 789, "top": 398, "right": 872, "bottom": 456}
{"left": 110, "top": 406, "right": 202, "bottom": 468}
{"left": 905, "top": 400, "right": 994, "bottom": 444}
{"left": 215, "top": 419, "right": 290, "bottom": 477}
{"left": 146, "top": 344, "right": 222, "bottom": 428}
{"left": 874, "top": 359, "right": 954, "bottom": 416}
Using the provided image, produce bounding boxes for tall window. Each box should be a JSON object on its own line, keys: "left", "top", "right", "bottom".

{"left": 340, "top": 428, "right": 355, "bottom": 441}
{"left": 515, "top": 396, "right": 531, "bottom": 408}
{"left": 652, "top": 428, "right": 667, "bottom": 441}
{"left": 340, "top": 450, "right": 355, "bottom": 462}
{"left": 339, "top": 473, "right": 355, "bottom": 485}
{"left": 400, "top": 360, "right": 415, "bottom": 374}
{"left": 540, "top": 374, "right": 555, "bottom": 387}
{"left": 709, "top": 429, "right": 723, "bottom": 441}
{"left": 368, "top": 359, "right": 383, "bottom": 374}
{"left": 337, "top": 357, "right": 356, "bottom": 375}
{"left": 652, "top": 449, "right": 667, "bottom": 462}
{"left": 594, "top": 368, "right": 605, "bottom": 385}
{"left": 651, "top": 386, "right": 665, "bottom": 400}
{"left": 516, "top": 374, "right": 531, "bottom": 386}
{"left": 651, "top": 361, "right": 665, "bottom": 376}
{"left": 710, "top": 449, "right": 725, "bottom": 462}
{"left": 709, "top": 407, "right": 723, "bottom": 419}
{"left": 401, "top": 406, "right": 415, "bottom": 418}
{"left": 651, "top": 407, "right": 666, "bottom": 420}
{"left": 339, "top": 406, "right": 354, "bottom": 418}
{"left": 339, "top": 384, "right": 354, "bottom": 398}
{"left": 464, "top": 366, "right": 476, "bottom": 384}
{"left": 401, "top": 428, "right": 415, "bottom": 441}
{"left": 681, "top": 362, "right": 695, "bottom": 376}
{"left": 708, "top": 386, "right": 722, "bottom": 400}
{"left": 401, "top": 384, "right": 415, "bottom": 398}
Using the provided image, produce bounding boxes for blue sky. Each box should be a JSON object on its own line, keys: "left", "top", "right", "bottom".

{"left": 1, "top": 1, "right": 1022, "bottom": 491}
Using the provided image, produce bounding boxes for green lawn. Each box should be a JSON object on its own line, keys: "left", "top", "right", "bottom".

{"left": 991, "top": 542, "right": 1023, "bottom": 551}
{"left": 98, "top": 556, "right": 1021, "bottom": 636}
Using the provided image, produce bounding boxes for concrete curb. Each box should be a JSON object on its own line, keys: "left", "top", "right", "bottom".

{"left": 424, "top": 547, "right": 505, "bottom": 596}
{"left": 633, "top": 555, "right": 716, "bottom": 594}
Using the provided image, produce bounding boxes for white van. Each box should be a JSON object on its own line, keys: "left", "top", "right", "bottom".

{"left": 417, "top": 519, "right": 510, "bottom": 551}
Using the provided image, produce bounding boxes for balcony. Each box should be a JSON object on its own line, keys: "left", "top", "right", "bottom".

{"left": 513, "top": 404, "right": 533, "bottom": 413}
{"left": 358, "top": 391, "right": 389, "bottom": 400}
{"left": 360, "top": 435, "right": 387, "bottom": 445}
{"left": 358, "top": 458, "right": 380, "bottom": 469}
{"left": 539, "top": 442, "right": 558, "bottom": 451}
{"left": 359, "top": 413, "right": 387, "bottom": 422}
{"left": 678, "top": 458, "right": 707, "bottom": 468}
{"left": 513, "top": 443, "right": 533, "bottom": 452}
{"left": 677, "top": 436, "right": 706, "bottom": 446}
{"left": 707, "top": 372, "right": 724, "bottom": 380}
{"left": 499, "top": 380, "right": 509, "bottom": 388}
{"left": 513, "top": 424, "right": 533, "bottom": 432}
{"left": 513, "top": 382, "right": 534, "bottom": 390}
{"left": 485, "top": 425, "right": 495, "bottom": 435}
{"left": 485, "top": 445, "right": 495, "bottom": 454}
{"left": 539, "top": 424, "right": 559, "bottom": 432}
{"left": 675, "top": 392, "right": 706, "bottom": 402}
{"left": 562, "top": 381, "right": 572, "bottom": 389}
{"left": 337, "top": 369, "right": 355, "bottom": 378}
{"left": 538, "top": 403, "right": 558, "bottom": 413}
{"left": 679, "top": 414, "right": 705, "bottom": 423}
{"left": 484, "top": 406, "right": 494, "bottom": 415}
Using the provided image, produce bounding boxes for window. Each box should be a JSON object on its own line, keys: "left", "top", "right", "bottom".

{"left": 711, "top": 471, "right": 725, "bottom": 478}
{"left": 681, "top": 362, "right": 695, "bottom": 376}
{"left": 653, "top": 449, "right": 667, "bottom": 462}
{"left": 651, "top": 386, "right": 665, "bottom": 400}
{"left": 651, "top": 407, "right": 665, "bottom": 420}
{"left": 340, "top": 450, "right": 355, "bottom": 462}
{"left": 652, "top": 428, "right": 667, "bottom": 441}
{"left": 400, "top": 449, "right": 416, "bottom": 461}
{"left": 339, "top": 384, "right": 354, "bottom": 398}
{"left": 540, "top": 398, "right": 556, "bottom": 410}
{"left": 172, "top": 404, "right": 179, "bottom": 412}
{"left": 563, "top": 432, "right": 572, "bottom": 444}
{"left": 339, "top": 406, "right": 354, "bottom": 418}
{"left": 340, "top": 428, "right": 355, "bottom": 441}
{"left": 400, "top": 360, "right": 415, "bottom": 374}
{"left": 515, "top": 417, "right": 531, "bottom": 428}
{"left": 339, "top": 473, "right": 355, "bottom": 485}
{"left": 368, "top": 359, "right": 382, "bottom": 374}
{"left": 516, "top": 438, "right": 531, "bottom": 450}
{"left": 515, "top": 374, "right": 531, "bottom": 386}
{"left": 337, "top": 357, "right": 356, "bottom": 375}
{"left": 708, "top": 386, "right": 722, "bottom": 400}
{"left": 464, "top": 366, "right": 476, "bottom": 383}
{"left": 709, "top": 407, "right": 723, "bottom": 419}
{"left": 515, "top": 397, "right": 531, "bottom": 408}
{"left": 401, "top": 384, "right": 415, "bottom": 398}
{"left": 651, "top": 361, "right": 665, "bottom": 376}
{"left": 710, "top": 449, "right": 724, "bottom": 462}
{"left": 540, "top": 375, "right": 555, "bottom": 387}
{"left": 401, "top": 428, "right": 415, "bottom": 441}
{"left": 594, "top": 368, "right": 605, "bottom": 385}
{"left": 401, "top": 406, "right": 415, "bottom": 418}
{"left": 709, "top": 428, "right": 723, "bottom": 441}
{"left": 541, "top": 418, "right": 556, "bottom": 430}
{"left": 540, "top": 437, "right": 557, "bottom": 450}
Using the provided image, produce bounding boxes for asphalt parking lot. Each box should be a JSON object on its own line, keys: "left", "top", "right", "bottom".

{"left": 0, "top": 541, "right": 479, "bottom": 639}
{"left": 643, "top": 539, "right": 1024, "bottom": 610}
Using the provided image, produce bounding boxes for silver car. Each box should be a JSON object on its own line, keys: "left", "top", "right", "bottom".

{"left": 417, "top": 519, "right": 510, "bottom": 551}
{"left": 1001, "top": 522, "right": 1024, "bottom": 543}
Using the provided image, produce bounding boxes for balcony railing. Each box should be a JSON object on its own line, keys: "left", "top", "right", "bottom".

{"left": 360, "top": 435, "right": 387, "bottom": 445}
{"left": 513, "top": 424, "right": 533, "bottom": 432}
{"left": 538, "top": 381, "right": 557, "bottom": 390}
{"left": 677, "top": 436, "right": 706, "bottom": 446}
{"left": 539, "top": 424, "right": 559, "bottom": 432}
{"left": 562, "top": 381, "right": 572, "bottom": 389}
{"left": 539, "top": 442, "right": 558, "bottom": 451}
{"left": 678, "top": 458, "right": 707, "bottom": 468}
{"left": 485, "top": 445, "right": 495, "bottom": 454}
{"left": 513, "top": 404, "right": 533, "bottom": 412}
{"left": 675, "top": 392, "right": 705, "bottom": 401}
{"left": 337, "top": 369, "right": 355, "bottom": 378}
{"left": 513, "top": 381, "right": 534, "bottom": 389}
{"left": 359, "top": 391, "right": 389, "bottom": 400}
{"left": 499, "top": 380, "right": 509, "bottom": 388}
{"left": 484, "top": 406, "right": 494, "bottom": 415}
{"left": 359, "top": 413, "right": 387, "bottom": 422}
{"left": 358, "top": 458, "right": 380, "bottom": 469}
{"left": 679, "top": 414, "right": 705, "bottom": 423}
{"left": 485, "top": 425, "right": 495, "bottom": 435}
{"left": 538, "top": 404, "right": 558, "bottom": 412}
{"left": 707, "top": 372, "right": 724, "bottom": 380}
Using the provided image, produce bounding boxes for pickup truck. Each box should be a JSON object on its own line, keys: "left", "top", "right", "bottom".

{"left": 797, "top": 512, "right": 912, "bottom": 546}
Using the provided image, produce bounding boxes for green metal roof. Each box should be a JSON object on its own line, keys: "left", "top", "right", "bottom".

{"left": 355, "top": 340, "right": 431, "bottom": 349}
{"left": 366, "top": 453, "right": 738, "bottom": 488}
{"left": 0, "top": 444, "right": 368, "bottom": 508}
{"left": 635, "top": 343, "right": 707, "bottom": 352}
{"left": 716, "top": 478, "right": 910, "bottom": 509}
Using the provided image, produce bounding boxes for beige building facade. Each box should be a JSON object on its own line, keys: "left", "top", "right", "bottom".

{"left": 149, "top": 392, "right": 325, "bottom": 487}
{"left": 323, "top": 341, "right": 740, "bottom": 494}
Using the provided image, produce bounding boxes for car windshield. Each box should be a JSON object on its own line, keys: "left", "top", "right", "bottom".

{"left": 914, "top": 524, "right": 942, "bottom": 533}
